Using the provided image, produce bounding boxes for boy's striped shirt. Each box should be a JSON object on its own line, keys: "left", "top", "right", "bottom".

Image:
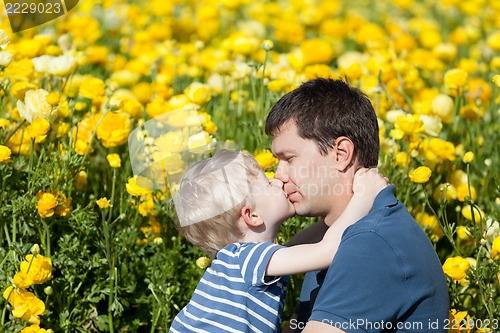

{"left": 169, "top": 242, "right": 288, "bottom": 333}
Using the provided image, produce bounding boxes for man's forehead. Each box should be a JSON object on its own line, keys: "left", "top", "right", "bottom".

{"left": 270, "top": 121, "right": 301, "bottom": 155}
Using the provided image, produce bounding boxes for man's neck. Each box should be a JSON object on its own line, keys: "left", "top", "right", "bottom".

{"left": 324, "top": 192, "right": 353, "bottom": 226}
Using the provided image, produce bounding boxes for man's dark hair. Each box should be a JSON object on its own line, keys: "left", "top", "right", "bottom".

{"left": 265, "top": 78, "right": 379, "bottom": 167}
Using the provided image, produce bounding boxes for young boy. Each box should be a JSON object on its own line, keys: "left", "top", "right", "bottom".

{"left": 169, "top": 149, "right": 387, "bottom": 333}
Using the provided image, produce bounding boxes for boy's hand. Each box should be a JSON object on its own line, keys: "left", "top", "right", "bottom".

{"left": 353, "top": 168, "right": 389, "bottom": 202}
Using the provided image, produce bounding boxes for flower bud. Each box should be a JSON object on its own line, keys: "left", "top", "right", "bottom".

{"left": 261, "top": 40, "right": 274, "bottom": 51}
{"left": 44, "top": 286, "right": 53, "bottom": 295}
{"left": 31, "top": 244, "right": 40, "bottom": 256}
{"left": 463, "top": 151, "right": 474, "bottom": 163}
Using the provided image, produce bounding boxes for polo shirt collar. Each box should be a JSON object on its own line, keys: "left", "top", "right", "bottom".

{"left": 370, "top": 184, "right": 398, "bottom": 213}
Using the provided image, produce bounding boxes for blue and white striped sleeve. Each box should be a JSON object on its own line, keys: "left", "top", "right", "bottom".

{"left": 239, "top": 242, "right": 285, "bottom": 287}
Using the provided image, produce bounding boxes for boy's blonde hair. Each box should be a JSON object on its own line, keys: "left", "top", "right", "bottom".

{"left": 174, "top": 150, "right": 261, "bottom": 257}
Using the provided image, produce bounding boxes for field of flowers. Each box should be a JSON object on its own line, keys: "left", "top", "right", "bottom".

{"left": 0, "top": 0, "right": 499, "bottom": 332}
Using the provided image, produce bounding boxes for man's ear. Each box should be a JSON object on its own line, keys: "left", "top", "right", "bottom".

{"left": 240, "top": 205, "right": 264, "bottom": 227}
{"left": 332, "top": 136, "right": 355, "bottom": 172}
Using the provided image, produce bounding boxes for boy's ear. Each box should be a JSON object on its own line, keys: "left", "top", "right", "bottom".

{"left": 240, "top": 205, "right": 264, "bottom": 227}
{"left": 332, "top": 136, "right": 355, "bottom": 172}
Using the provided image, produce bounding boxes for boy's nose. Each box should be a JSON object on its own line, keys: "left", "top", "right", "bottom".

{"left": 269, "top": 178, "right": 284, "bottom": 188}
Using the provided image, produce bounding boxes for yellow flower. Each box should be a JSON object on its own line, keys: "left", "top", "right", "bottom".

{"left": 254, "top": 150, "right": 277, "bottom": 170}
{"left": 184, "top": 82, "right": 212, "bottom": 106}
{"left": 53, "top": 123, "right": 70, "bottom": 138}
{"left": 456, "top": 184, "right": 476, "bottom": 202}
{"left": 109, "top": 70, "right": 141, "bottom": 87}
{"left": 300, "top": 38, "right": 335, "bottom": 65}
{"left": 442, "top": 256, "right": 470, "bottom": 280}
{"left": 132, "top": 82, "right": 153, "bottom": 104}
{"left": 422, "top": 138, "right": 456, "bottom": 163}
{"left": 138, "top": 197, "right": 155, "bottom": 217}
{"left": 13, "top": 271, "right": 33, "bottom": 289}
{"left": 461, "top": 204, "right": 484, "bottom": 223}
{"left": 16, "top": 89, "right": 54, "bottom": 123}
{"left": 432, "top": 183, "right": 457, "bottom": 202}
{"left": 459, "top": 103, "right": 484, "bottom": 121}
{"left": 46, "top": 92, "right": 60, "bottom": 106}
{"left": 154, "top": 131, "right": 186, "bottom": 154}
{"left": 20, "top": 254, "right": 52, "bottom": 285}
{"left": 267, "top": 79, "right": 292, "bottom": 93}
{"left": 304, "top": 64, "right": 337, "bottom": 80}
{"left": 414, "top": 211, "right": 443, "bottom": 241}
{"left": 11, "top": 82, "right": 38, "bottom": 101}
{"left": 492, "top": 75, "right": 500, "bottom": 87}
{"left": 55, "top": 192, "right": 72, "bottom": 217}
{"left": 463, "top": 151, "right": 474, "bottom": 163}
{"left": 96, "top": 197, "right": 112, "bottom": 209}
{"left": 75, "top": 170, "right": 88, "bottom": 190}
{"left": 36, "top": 193, "right": 58, "bottom": 218}
{"left": 96, "top": 112, "right": 131, "bottom": 148}
{"left": 0, "top": 118, "right": 10, "bottom": 129}
{"left": 486, "top": 31, "right": 500, "bottom": 51}
{"left": 491, "top": 236, "right": 500, "bottom": 260}
{"left": 265, "top": 171, "right": 275, "bottom": 179}
{"left": 3, "top": 286, "right": 46, "bottom": 325}
{"left": 79, "top": 77, "right": 106, "bottom": 103}
{"left": 449, "top": 309, "right": 471, "bottom": 333}
{"left": 395, "top": 152, "right": 411, "bottom": 167}
{"left": 0, "top": 145, "right": 11, "bottom": 162}
{"left": 106, "top": 154, "right": 121, "bottom": 168}
{"left": 72, "top": 116, "right": 97, "bottom": 155}
{"left": 27, "top": 118, "right": 50, "bottom": 142}
{"left": 444, "top": 68, "right": 468, "bottom": 95}
{"left": 196, "top": 256, "right": 211, "bottom": 269}
{"left": 431, "top": 94, "right": 454, "bottom": 124}
{"left": 456, "top": 226, "right": 472, "bottom": 241}
{"left": 20, "top": 324, "right": 51, "bottom": 333}
{"left": 409, "top": 166, "right": 432, "bottom": 184}
{"left": 395, "top": 114, "right": 424, "bottom": 136}
{"left": 126, "top": 177, "right": 152, "bottom": 197}
{"left": 6, "top": 129, "right": 31, "bottom": 155}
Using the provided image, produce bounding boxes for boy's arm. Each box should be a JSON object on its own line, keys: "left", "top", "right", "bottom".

{"left": 267, "top": 168, "right": 388, "bottom": 277}
{"left": 285, "top": 220, "right": 328, "bottom": 247}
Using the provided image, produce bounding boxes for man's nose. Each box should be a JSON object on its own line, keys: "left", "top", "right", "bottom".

{"left": 274, "top": 162, "right": 289, "bottom": 183}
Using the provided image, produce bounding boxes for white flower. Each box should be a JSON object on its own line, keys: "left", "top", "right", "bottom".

{"left": 16, "top": 89, "right": 54, "bottom": 123}
{"left": 0, "top": 51, "right": 12, "bottom": 67}
{"left": 48, "top": 55, "right": 78, "bottom": 76}
{"left": 385, "top": 109, "right": 407, "bottom": 123}
{"left": 0, "top": 30, "right": 10, "bottom": 49}
{"left": 32, "top": 55, "right": 53, "bottom": 73}
{"left": 420, "top": 115, "right": 443, "bottom": 137}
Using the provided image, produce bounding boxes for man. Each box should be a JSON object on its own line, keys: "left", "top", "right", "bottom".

{"left": 265, "top": 78, "right": 449, "bottom": 332}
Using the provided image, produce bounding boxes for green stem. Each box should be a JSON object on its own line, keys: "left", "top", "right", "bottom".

{"left": 3, "top": 222, "right": 11, "bottom": 247}
{"left": 44, "top": 220, "right": 51, "bottom": 258}
{"left": 108, "top": 257, "right": 115, "bottom": 333}
{"left": 423, "top": 184, "right": 461, "bottom": 256}
{"left": 1, "top": 119, "right": 26, "bottom": 146}
{"left": 80, "top": 109, "right": 111, "bottom": 167}
{"left": 257, "top": 50, "right": 269, "bottom": 121}
{"left": 1, "top": 287, "right": 14, "bottom": 326}
{"left": 108, "top": 169, "right": 117, "bottom": 224}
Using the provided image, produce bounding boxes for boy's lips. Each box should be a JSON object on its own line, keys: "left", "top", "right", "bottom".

{"left": 286, "top": 191, "right": 299, "bottom": 202}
